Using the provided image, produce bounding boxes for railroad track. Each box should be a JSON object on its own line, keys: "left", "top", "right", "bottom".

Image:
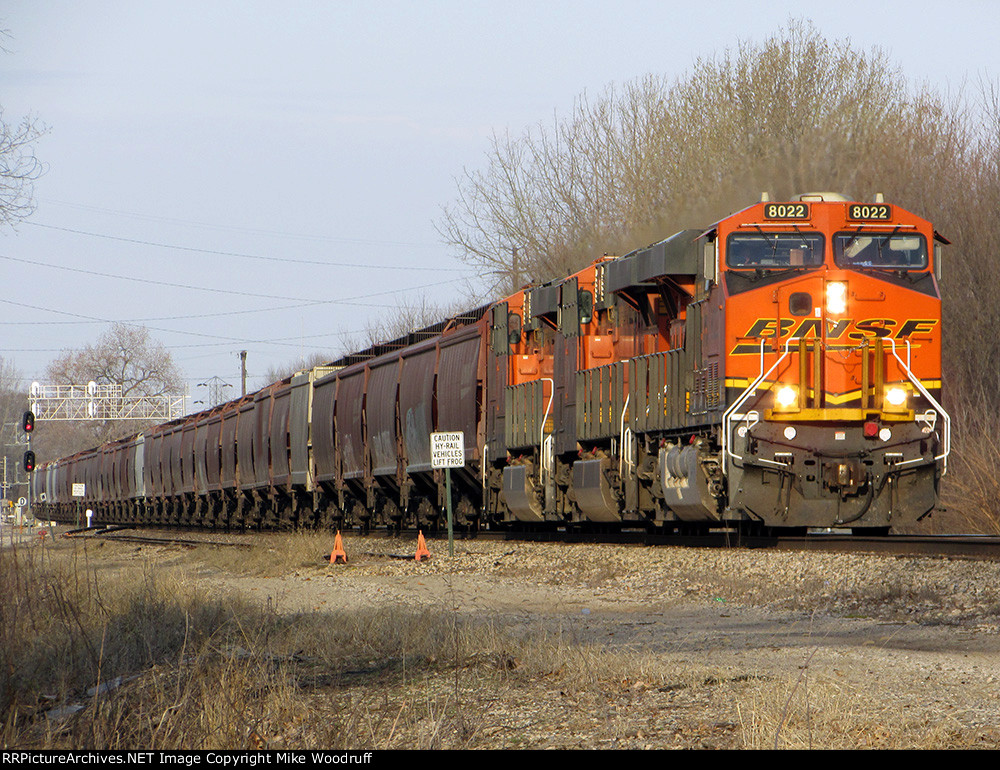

{"left": 62, "top": 525, "right": 253, "bottom": 549}
{"left": 505, "top": 528, "right": 1000, "bottom": 559}
{"left": 771, "top": 533, "right": 1000, "bottom": 560}
{"left": 57, "top": 524, "right": 1000, "bottom": 560}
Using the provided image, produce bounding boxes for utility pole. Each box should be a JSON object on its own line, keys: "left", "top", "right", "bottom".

{"left": 239, "top": 350, "right": 248, "bottom": 396}
{"left": 511, "top": 246, "right": 521, "bottom": 292}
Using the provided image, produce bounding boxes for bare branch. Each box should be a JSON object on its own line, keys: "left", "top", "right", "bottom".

{"left": 0, "top": 107, "right": 46, "bottom": 228}
{"left": 39, "top": 325, "right": 185, "bottom": 452}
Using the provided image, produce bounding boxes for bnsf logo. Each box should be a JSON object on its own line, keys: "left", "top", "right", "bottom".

{"left": 731, "top": 318, "right": 938, "bottom": 354}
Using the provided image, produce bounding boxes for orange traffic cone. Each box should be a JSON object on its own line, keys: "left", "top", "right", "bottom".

{"left": 414, "top": 530, "right": 431, "bottom": 562}
{"left": 330, "top": 531, "right": 348, "bottom": 564}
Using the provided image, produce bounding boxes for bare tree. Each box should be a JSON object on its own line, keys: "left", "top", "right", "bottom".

{"left": 336, "top": 296, "right": 475, "bottom": 355}
{"left": 0, "top": 109, "right": 44, "bottom": 228}
{"left": 438, "top": 21, "right": 968, "bottom": 291}
{"left": 34, "top": 325, "right": 185, "bottom": 456}
{"left": 0, "top": 357, "right": 24, "bottom": 433}
{"left": 260, "top": 351, "right": 334, "bottom": 387}
{"left": 46, "top": 324, "right": 183, "bottom": 400}
{"left": 0, "top": 29, "right": 45, "bottom": 228}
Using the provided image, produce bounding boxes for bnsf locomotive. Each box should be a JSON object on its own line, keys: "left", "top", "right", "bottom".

{"left": 31, "top": 193, "right": 948, "bottom": 533}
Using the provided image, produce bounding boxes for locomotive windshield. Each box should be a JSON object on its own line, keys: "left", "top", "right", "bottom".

{"left": 725, "top": 232, "right": 824, "bottom": 269}
{"left": 834, "top": 231, "right": 928, "bottom": 270}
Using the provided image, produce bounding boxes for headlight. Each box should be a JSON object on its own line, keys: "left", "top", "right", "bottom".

{"left": 885, "top": 387, "right": 907, "bottom": 407}
{"left": 775, "top": 385, "right": 798, "bottom": 408}
{"left": 826, "top": 281, "right": 848, "bottom": 315}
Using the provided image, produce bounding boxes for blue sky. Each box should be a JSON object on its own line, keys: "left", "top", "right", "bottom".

{"left": 1, "top": 1, "right": 997, "bottom": 401}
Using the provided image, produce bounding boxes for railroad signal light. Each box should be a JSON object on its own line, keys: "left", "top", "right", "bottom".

{"left": 23, "top": 451, "right": 35, "bottom": 473}
{"left": 22, "top": 410, "right": 35, "bottom": 433}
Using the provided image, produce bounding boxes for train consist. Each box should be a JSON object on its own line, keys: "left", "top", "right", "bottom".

{"left": 31, "top": 193, "right": 949, "bottom": 533}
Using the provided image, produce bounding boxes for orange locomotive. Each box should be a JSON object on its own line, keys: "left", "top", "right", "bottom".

{"left": 714, "top": 193, "right": 947, "bottom": 529}
{"left": 487, "top": 192, "right": 947, "bottom": 532}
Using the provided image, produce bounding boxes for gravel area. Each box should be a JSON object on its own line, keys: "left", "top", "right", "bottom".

{"left": 229, "top": 536, "right": 1000, "bottom": 633}
{"left": 104, "top": 532, "right": 1000, "bottom": 747}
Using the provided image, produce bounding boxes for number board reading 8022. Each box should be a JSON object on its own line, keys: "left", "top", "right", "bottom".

{"left": 848, "top": 203, "right": 892, "bottom": 221}
{"left": 763, "top": 202, "right": 809, "bottom": 220}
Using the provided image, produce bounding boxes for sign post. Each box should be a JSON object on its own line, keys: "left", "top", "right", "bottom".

{"left": 430, "top": 431, "right": 464, "bottom": 557}
{"left": 72, "top": 483, "right": 85, "bottom": 529}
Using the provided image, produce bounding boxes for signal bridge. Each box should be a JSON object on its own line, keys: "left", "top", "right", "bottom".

{"left": 28, "top": 381, "right": 186, "bottom": 421}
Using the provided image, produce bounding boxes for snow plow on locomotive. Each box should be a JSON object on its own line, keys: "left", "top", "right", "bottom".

{"left": 31, "top": 193, "right": 948, "bottom": 534}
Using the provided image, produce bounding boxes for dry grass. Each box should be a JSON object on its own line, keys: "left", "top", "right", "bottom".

{"left": 2, "top": 536, "right": 998, "bottom": 749}
{"left": 738, "top": 669, "right": 1000, "bottom": 750}
{"left": 938, "top": 417, "right": 1000, "bottom": 535}
{"left": 0, "top": 538, "right": 521, "bottom": 749}
{"left": 190, "top": 531, "right": 341, "bottom": 577}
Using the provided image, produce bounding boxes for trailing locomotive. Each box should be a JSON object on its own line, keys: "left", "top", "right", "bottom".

{"left": 31, "top": 193, "right": 948, "bottom": 534}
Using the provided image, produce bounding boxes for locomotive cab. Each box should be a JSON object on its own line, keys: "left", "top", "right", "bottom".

{"left": 717, "top": 193, "right": 947, "bottom": 530}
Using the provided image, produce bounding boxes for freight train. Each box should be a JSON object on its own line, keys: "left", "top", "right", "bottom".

{"left": 30, "top": 193, "right": 949, "bottom": 534}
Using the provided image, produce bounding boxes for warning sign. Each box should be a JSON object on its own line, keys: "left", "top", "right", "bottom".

{"left": 431, "top": 431, "right": 465, "bottom": 469}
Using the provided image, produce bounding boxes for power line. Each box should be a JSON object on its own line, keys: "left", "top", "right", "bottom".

{"left": 37, "top": 197, "right": 446, "bottom": 249}
{"left": 0, "top": 272, "right": 469, "bottom": 350}
{"left": 0, "top": 275, "right": 465, "bottom": 325}
{"left": 0, "top": 252, "right": 347, "bottom": 302}
{"left": 0, "top": 252, "right": 470, "bottom": 305}
{"left": 0, "top": 253, "right": 300, "bottom": 301}
{"left": 25, "top": 221, "right": 471, "bottom": 272}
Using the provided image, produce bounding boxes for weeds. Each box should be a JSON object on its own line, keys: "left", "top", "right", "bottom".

{"left": 0, "top": 538, "right": 518, "bottom": 749}
{"left": 3, "top": 536, "right": 998, "bottom": 749}
{"left": 735, "top": 666, "right": 1000, "bottom": 749}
